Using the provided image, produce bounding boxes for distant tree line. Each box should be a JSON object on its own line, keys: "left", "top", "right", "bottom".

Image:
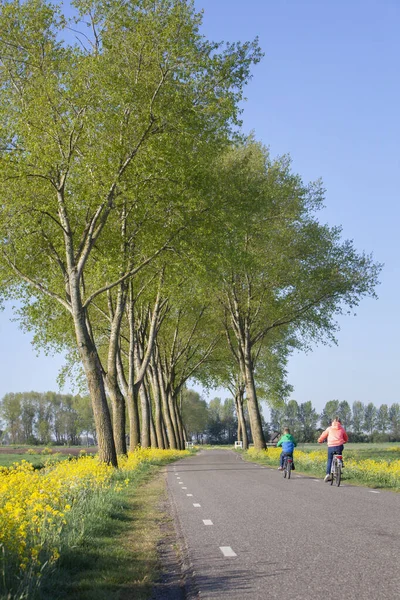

{"left": 0, "top": 392, "right": 96, "bottom": 446}
{"left": 1, "top": 390, "right": 399, "bottom": 447}
{"left": 183, "top": 392, "right": 400, "bottom": 444}
{"left": 269, "top": 399, "right": 400, "bottom": 443}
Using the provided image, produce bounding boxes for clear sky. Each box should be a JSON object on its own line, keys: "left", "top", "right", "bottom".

{"left": 1, "top": 0, "right": 399, "bottom": 413}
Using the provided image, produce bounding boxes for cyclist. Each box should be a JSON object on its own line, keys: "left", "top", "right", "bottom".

{"left": 277, "top": 427, "right": 296, "bottom": 471}
{"left": 318, "top": 416, "right": 348, "bottom": 481}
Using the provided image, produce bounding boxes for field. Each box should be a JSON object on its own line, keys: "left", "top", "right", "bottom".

{"left": 0, "top": 445, "right": 97, "bottom": 468}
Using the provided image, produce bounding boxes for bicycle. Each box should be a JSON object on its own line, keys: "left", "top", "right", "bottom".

{"left": 282, "top": 454, "right": 293, "bottom": 479}
{"left": 330, "top": 452, "right": 343, "bottom": 486}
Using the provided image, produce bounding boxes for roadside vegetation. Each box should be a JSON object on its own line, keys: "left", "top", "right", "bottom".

{"left": 242, "top": 444, "right": 400, "bottom": 490}
{"left": 0, "top": 448, "right": 191, "bottom": 600}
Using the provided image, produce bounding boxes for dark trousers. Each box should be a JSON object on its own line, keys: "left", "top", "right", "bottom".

{"left": 327, "top": 445, "right": 344, "bottom": 474}
{"left": 280, "top": 451, "right": 294, "bottom": 468}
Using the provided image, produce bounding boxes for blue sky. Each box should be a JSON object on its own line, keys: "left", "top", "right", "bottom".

{"left": 0, "top": 0, "right": 399, "bottom": 413}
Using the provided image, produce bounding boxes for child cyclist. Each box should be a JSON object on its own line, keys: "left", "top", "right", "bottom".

{"left": 318, "top": 416, "right": 348, "bottom": 481}
{"left": 276, "top": 427, "right": 297, "bottom": 471}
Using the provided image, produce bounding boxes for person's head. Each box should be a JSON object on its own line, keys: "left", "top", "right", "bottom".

{"left": 283, "top": 427, "right": 290, "bottom": 434}
{"left": 332, "top": 416, "right": 341, "bottom": 425}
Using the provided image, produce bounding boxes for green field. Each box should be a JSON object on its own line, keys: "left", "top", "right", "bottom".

{"left": 0, "top": 446, "right": 95, "bottom": 468}
{"left": 296, "top": 442, "right": 400, "bottom": 462}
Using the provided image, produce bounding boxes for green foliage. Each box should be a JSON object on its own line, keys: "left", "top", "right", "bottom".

{"left": 181, "top": 389, "right": 208, "bottom": 440}
{"left": 0, "top": 392, "right": 95, "bottom": 445}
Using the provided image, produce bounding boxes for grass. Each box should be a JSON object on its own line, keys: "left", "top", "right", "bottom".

{"left": 39, "top": 463, "right": 167, "bottom": 600}
{"left": 0, "top": 447, "right": 94, "bottom": 468}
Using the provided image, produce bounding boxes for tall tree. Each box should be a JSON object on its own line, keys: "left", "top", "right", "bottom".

{"left": 352, "top": 401, "right": 365, "bottom": 436}
{"left": 201, "top": 140, "right": 381, "bottom": 449}
{"left": 181, "top": 389, "right": 209, "bottom": 443}
{"left": 338, "top": 401, "right": 352, "bottom": 430}
{"left": 298, "top": 401, "right": 318, "bottom": 442}
{"left": 320, "top": 400, "right": 340, "bottom": 429}
{"left": 363, "top": 402, "right": 377, "bottom": 436}
{"left": 0, "top": 0, "right": 260, "bottom": 463}
{"left": 284, "top": 400, "right": 300, "bottom": 438}
{"left": 389, "top": 403, "right": 400, "bottom": 440}
{"left": 376, "top": 404, "right": 390, "bottom": 435}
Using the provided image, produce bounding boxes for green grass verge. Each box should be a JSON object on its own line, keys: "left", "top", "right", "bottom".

{"left": 36, "top": 462, "right": 174, "bottom": 600}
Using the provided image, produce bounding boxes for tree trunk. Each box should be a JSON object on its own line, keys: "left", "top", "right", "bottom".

{"left": 105, "top": 286, "right": 128, "bottom": 455}
{"left": 168, "top": 390, "right": 183, "bottom": 449}
{"left": 157, "top": 364, "right": 177, "bottom": 449}
{"left": 149, "top": 361, "right": 165, "bottom": 449}
{"left": 73, "top": 313, "right": 117, "bottom": 465}
{"left": 235, "top": 387, "right": 248, "bottom": 450}
{"left": 139, "top": 384, "right": 150, "bottom": 448}
{"left": 243, "top": 356, "right": 265, "bottom": 450}
{"left": 106, "top": 377, "right": 127, "bottom": 455}
{"left": 129, "top": 391, "right": 140, "bottom": 450}
{"left": 173, "top": 393, "right": 185, "bottom": 448}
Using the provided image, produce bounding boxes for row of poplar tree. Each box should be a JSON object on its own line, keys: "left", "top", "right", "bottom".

{"left": 2, "top": 391, "right": 399, "bottom": 447}
{"left": 0, "top": 1, "right": 381, "bottom": 465}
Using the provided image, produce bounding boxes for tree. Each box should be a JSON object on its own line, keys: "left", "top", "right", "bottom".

{"left": 221, "top": 398, "right": 237, "bottom": 444}
{"left": 284, "top": 400, "right": 300, "bottom": 438}
{"left": 376, "top": 404, "right": 390, "bottom": 435}
{"left": 352, "top": 401, "right": 365, "bottom": 436}
{"left": 270, "top": 406, "right": 286, "bottom": 433}
{"left": 207, "top": 397, "right": 225, "bottom": 443}
{"left": 363, "top": 403, "right": 377, "bottom": 436}
{"left": 0, "top": 0, "right": 260, "bottom": 463}
{"left": 389, "top": 403, "right": 400, "bottom": 441}
{"left": 201, "top": 140, "right": 381, "bottom": 449}
{"left": 181, "top": 389, "right": 209, "bottom": 443}
{"left": 320, "top": 400, "right": 340, "bottom": 429}
{"left": 298, "top": 401, "right": 318, "bottom": 442}
{"left": 0, "top": 393, "right": 22, "bottom": 443}
{"left": 338, "top": 401, "right": 352, "bottom": 430}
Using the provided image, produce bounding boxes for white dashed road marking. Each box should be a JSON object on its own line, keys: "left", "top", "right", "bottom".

{"left": 220, "top": 546, "right": 237, "bottom": 557}
{"left": 187, "top": 494, "right": 193, "bottom": 497}
{"left": 182, "top": 487, "right": 187, "bottom": 490}
{"left": 193, "top": 503, "right": 201, "bottom": 507}
{"left": 369, "top": 490, "right": 380, "bottom": 494}
{"left": 179, "top": 482, "right": 183, "bottom": 485}
{"left": 203, "top": 520, "right": 213, "bottom": 525}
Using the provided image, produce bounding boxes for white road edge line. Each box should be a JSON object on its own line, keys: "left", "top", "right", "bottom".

{"left": 220, "top": 546, "right": 237, "bottom": 557}
{"left": 203, "top": 520, "right": 213, "bottom": 525}
{"left": 193, "top": 503, "right": 201, "bottom": 507}
{"left": 369, "top": 490, "right": 380, "bottom": 494}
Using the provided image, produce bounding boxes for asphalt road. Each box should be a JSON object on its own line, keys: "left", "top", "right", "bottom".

{"left": 166, "top": 449, "right": 400, "bottom": 600}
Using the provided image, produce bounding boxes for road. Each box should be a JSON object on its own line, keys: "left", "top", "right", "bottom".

{"left": 166, "top": 449, "right": 400, "bottom": 600}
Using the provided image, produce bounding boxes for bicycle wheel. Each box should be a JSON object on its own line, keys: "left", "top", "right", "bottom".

{"left": 330, "top": 460, "right": 335, "bottom": 486}
{"left": 283, "top": 459, "right": 287, "bottom": 478}
{"left": 336, "top": 462, "right": 342, "bottom": 487}
{"left": 287, "top": 461, "right": 291, "bottom": 479}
